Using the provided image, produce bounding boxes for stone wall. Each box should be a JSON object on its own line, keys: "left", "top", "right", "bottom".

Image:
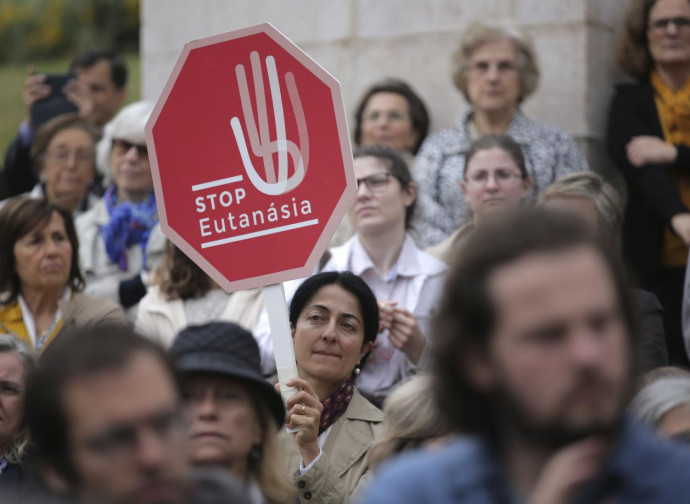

{"left": 141, "top": 0, "right": 629, "bottom": 175}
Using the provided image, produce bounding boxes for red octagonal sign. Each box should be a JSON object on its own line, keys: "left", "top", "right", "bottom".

{"left": 146, "top": 24, "right": 356, "bottom": 292}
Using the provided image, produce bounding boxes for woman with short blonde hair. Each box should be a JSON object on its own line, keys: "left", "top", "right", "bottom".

{"left": 415, "top": 19, "right": 588, "bottom": 248}
{"left": 451, "top": 20, "right": 540, "bottom": 103}
{"left": 369, "top": 375, "right": 452, "bottom": 469}
{"left": 540, "top": 171, "right": 623, "bottom": 237}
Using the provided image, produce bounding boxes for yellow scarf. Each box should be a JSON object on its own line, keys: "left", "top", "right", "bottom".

{"left": 651, "top": 71, "right": 690, "bottom": 267}
{"left": 651, "top": 71, "right": 690, "bottom": 145}
{"left": 0, "top": 300, "right": 65, "bottom": 352}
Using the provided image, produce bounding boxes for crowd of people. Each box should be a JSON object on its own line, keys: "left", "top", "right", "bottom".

{"left": 1, "top": 0, "right": 690, "bottom": 502}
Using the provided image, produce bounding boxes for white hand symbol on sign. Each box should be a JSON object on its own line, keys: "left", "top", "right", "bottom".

{"left": 231, "top": 51, "right": 309, "bottom": 196}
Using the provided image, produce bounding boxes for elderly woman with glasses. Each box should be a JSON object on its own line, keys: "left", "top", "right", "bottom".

{"left": 0, "top": 114, "right": 100, "bottom": 215}
{"left": 414, "top": 19, "right": 587, "bottom": 248}
{"left": 608, "top": 0, "right": 690, "bottom": 366}
{"left": 76, "top": 101, "right": 165, "bottom": 315}
{"left": 256, "top": 145, "right": 447, "bottom": 409}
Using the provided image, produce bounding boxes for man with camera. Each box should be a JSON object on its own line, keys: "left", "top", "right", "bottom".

{"left": 2, "top": 48, "right": 128, "bottom": 197}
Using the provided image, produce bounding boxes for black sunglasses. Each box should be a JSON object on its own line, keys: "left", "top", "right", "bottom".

{"left": 112, "top": 138, "right": 148, "bottom": 157}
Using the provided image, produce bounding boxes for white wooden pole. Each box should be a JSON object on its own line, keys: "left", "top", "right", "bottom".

{"left": 264, "top": 282, "right": 300, "bottom": 433}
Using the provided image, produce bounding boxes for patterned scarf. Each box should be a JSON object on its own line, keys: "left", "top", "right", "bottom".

{"left": 651, "top": 70, "right": 690, "bottom": 145}
{"left": 100, "top": 186, "right": 158, "bottom": 271}
{"left": 319, "top": 377, "right": 354, "bottom": 435}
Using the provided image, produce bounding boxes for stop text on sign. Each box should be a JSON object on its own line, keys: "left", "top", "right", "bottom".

{"left": 192, "top": 175, "right": 315, "bottom": 248}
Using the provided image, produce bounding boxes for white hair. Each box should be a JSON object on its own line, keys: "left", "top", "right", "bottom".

{"left": 96, "top": 100, "right": 154, "bottom": 184}
{"left": 630, "top": 376, "right": 690, "bottom": 427}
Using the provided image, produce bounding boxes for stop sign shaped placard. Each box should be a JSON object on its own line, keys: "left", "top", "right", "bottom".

{"left": 146, "top": 23, "right": 356, "bottom": 292}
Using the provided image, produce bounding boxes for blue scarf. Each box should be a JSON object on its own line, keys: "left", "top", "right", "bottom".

{"left": 100, "top": 186, "right": 158, "bottom": 271}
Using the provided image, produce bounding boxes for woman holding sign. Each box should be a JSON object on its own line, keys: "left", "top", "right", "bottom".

{"left": 280, "top": 271, "right": 382, "bottom": 504}
{"left": 255, "top": 145, "right": 447, "bottom": 408}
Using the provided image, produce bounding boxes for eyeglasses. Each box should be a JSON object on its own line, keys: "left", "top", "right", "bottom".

{"left": 0, "top": 380, "right": 24, "bottom": 397}
{"left": 465, "top": 169, "right": 524, "bottom": 187}
{"left": 356, "top": 172, "right": 398, "bottom": 192}
{"left": 80, "top": 407, "right": 186, "bottom": 459}
{"left": 362, "top": 110, "right": 409, "bottom": 123}
{"left": 112, "top": 138, "right": 148, "bottom": 157}
{"left": 649, "top": 16, "right": 690, "bottom": 32}
{"left": 45, "top": 148, "right": 94, "bottom": 165}
{"left": 469, "top": 60, "right": 519, "bottom": 76}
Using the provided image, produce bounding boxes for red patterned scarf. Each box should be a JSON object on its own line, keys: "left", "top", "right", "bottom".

{"left": 319, "top": 378, "right": 354, "bottom": 435}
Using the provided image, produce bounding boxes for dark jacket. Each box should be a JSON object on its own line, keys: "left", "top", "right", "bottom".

{"left": 606, "top": 81, "right": 690, "bottom": 288}
{"left": 633, "top": 289, "right": 668, "bottom": 369}
{"left": 2, "top": 134, "right": 37, "bottom": 198}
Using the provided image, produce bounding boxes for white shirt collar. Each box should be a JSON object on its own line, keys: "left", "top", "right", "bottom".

{"left": 349, "top": 233, "right": 423, "bottom": 280}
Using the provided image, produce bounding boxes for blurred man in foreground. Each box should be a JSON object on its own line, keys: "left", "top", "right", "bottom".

{"left": 361, "top": 208, "right": 690, "bottom": 504}
{"left": 24, "top": 325, "right": 191, "bottom": 504}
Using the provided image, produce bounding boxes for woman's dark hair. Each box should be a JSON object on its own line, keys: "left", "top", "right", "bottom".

{"left": 70, "top": 48, "right": 128, "bottom": 91}
{"left": 463, "top": 134, "right": 528, "bottom": 180}
{"left": 433, "top": 207, "right": 639, "bottom": 438}
{"left": 353, "top": 78, "right": 430, "bottom": 154}
{"left": 353, "top": 145, "right": 417, "bottom": 229}
{"left": 30, "top": 113, "right": 100, "bottom": 177}
{"left": 157, "top": 241, "right": 213, "bottom": 300}
{"left": 0, "top": 197, "right": 84, "bottom": 305}
{"left": 289, "top": 272, "right": 380, "bottom": 370}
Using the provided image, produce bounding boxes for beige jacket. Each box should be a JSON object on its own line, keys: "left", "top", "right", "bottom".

{"left": 134, "top": 285, "right": 265, "bottom": 347}
{"left": 61, "top": 291, "right": 127, "bottom": 330}
{"left": 0, "top": 291, "right": 126, "bottom": 352}
{"left": 280, "top": 388, "right": 383, "bottom": 504}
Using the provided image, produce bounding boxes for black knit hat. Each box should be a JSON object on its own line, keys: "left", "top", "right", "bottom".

{"left": 171, "top": 322, "right": 285, "bottom": 428}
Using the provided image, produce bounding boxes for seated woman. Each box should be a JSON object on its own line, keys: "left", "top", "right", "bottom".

{"left": 631, "top": 375, "right": 690, "bottom": 446}
{"left": 368, "top": 375, "right": 452, "bottom": 470}
{"left": 281, "top": 271, "right": 382, "bottom": 503}
{"left": 0, "top": 198, "right": 125, "bottom": 352}
{"left": 170, "top": 322, "right": 293, "bottom": 504}
{"left": 0, "top": 114, "right": 100, "bottom": 215}
{"left": 332, "top": 79, "right": 430, "bottom": 247}
{"left": 608, "top": 0, "right": 690, "bottom": 365}
{"left": 414, "top": 19, "right": 587, "bottom": 247}
{"left": 427, "top": 134, "right": 532, "bottom": 265}
{"left": 540, "top": 171, "right": 669, "bottom": 370}
{"left": 256, "top": 145, "right": 447, "bottom": 407}
{"left": 135, "top": 241, "right": 264, "bottom": 347}
{"left": 352, "top": 78, "right": 430, "bottom": 161}
{"left": 76, "top": 101, "right": 164, "bottom": 314}
{"left": 0, "top": 335, "right": 36, "bottom": 497}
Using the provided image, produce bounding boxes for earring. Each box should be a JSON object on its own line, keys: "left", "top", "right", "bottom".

{"left": 249, "top": 444, "right": 261, "bottom": 461}
{"left": 354, "top": 366, "right": 361, "bottom": 376}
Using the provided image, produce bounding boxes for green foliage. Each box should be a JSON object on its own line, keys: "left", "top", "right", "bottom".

{"left": 0, "top": 0, "right": 139, "bottom": 63}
